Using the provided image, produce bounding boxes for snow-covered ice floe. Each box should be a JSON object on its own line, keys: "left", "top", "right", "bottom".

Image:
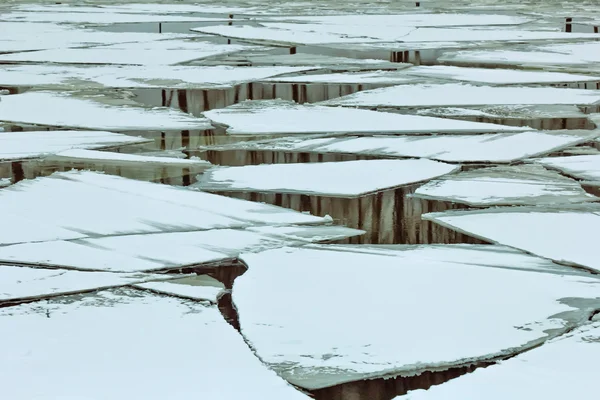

{"left": 321, "top": 83, "right": 600, "bottom": 108}
{"left": 0, "top": 130, "right": 150, "bottom": 161}
{"left": 264, "top": 69, "right": 419, "bottom": 85}
{"left": 234, "top": 244, "right": 600, "bottom": 389}
{"left": 0, "top": 64, "right": 314, "bottom": 89}
{"left": 204, "top": 100, "right": 525, "bottom": 135}
{"left": 0, "top": 91, "right": 212, "bottom": 131}
{"left": 195, "top": 159, "right": 460, "bottom": 198}
{"left": 133, "top": 275, "right": 224, "bottom": 303}
{"left": 234, "top": 53, "right": 402, "bottom": 70}
{"left": 0, "top": 171, "right": 362, "bottom": 270}
{"left": 0, "top": 288, "right": 310, "bottom": 400}
{"left": 0, "top": 265, "right": 168, "bottom": 304}
{"left": 200, "top": 129, "right": 597, "bottom": 163}
{"left": 403, "top": 322, "right": 600, "bottom": 400}
{"left": 413, "top": 164, "right": 597, "bottom": 206}
{"left": 0, "top": 39, "right": 260, "bottom": 66}
{"left": 423, "top": 204, "right": 600, "bottom": 273}
{"left": 0, "top": 11, "right": 234, "bottom": 24}
{"left": 536, "top": 154, "right": 600, "bottom": 186}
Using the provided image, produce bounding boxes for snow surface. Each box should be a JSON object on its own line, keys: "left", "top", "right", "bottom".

{"left": 235, "top": 245, "right": 600, "bottom": 389}
{"left": 0, "top": 92, "right": 212, "bottom": 131}
{"left": 265, "top": 70, "right": 418, "bottom": 84}
{"left": 536, "top": 154, "right": 600, "bottom": 184}
{"left": 202, "top": 130, "right": 595, "bottom": 163}
{"left": 0, "top": 39, "right": 258, "bottom": 66}
{"left": 12, "top": 4, "right": 255, "bottom": 15}
{"left": 403, "top": 323, "right": 600, "bottom": 400}
{"left": 0, "top": 226, "right": 362, "bottom": 272}
{"left": 0, "top": 178, "right": 9, "bottom": 188}
{"left": 0, "top": 11, "right": 233, "bottom": 24}
{"left": 403, "top": 65, "right": 600, "bottom": 84}
{"left": 0, "top": 265, "right": 166, "bottom": 303}
{"left": 0, "top": 22, "right": 190, "bottom": 52}
{"left": 195, "top": 159, "right": 459, "bottom": 197}
{"left": 272, "top": 14, "right": 530, "bottom": 27}
{"left": 240, "top": 53, "right": 400, "bottom": 69}
{"left": 424, "top": 205, "right": 600, "bottom": 272}
{"left": 204, "top": 100, "right": 525, "bottom": 135}
{"left": 0, "top": 171, "right": 329, "bottom": 246}
{"left": 0, "top": 288, "right": 310, "bottom": 400}
{"left": 321, "top": 83, "right": 600, "bottom": 108}
{"left": 133, "top": 275, "right": 224, "bottom": 303}
{"left": 0, "top": 64, "right": 313, "bottom": 89}
{"left": 47, "top": 149, "right": 211, "bottom": 168}
{"left": 413, "top": 165, "right": 597, "bottom": 206}
{"left": 0, "top": 130, "right": 150, "bottom": 161}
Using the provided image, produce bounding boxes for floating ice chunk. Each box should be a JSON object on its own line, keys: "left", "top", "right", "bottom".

{"left": 47, "top": 149, "right": 211, "bottom": 169}
{"left": 424, "top": 204, "right": 600, "bottom": 272}
{"left": 413, "top": 164, "right": 597, "bottom": 206}
{"left": 403, "top": 323, "right": 600, "bottom": 400}
{"left": 0, "top": 288, "right": 310, "bottom": 400}
{"left": 537, "top": 154, "right": 600, "bottom": 185}
{"left": 235, "top": 245, "right": 600, "bottom": 389}
{"left": 195, "top": 159, "right": 460, "bottom": 197}
{"left": 204, "top": 100, "right": 526, "bottom": 135}
{"left": 321, "top": 83, "right": 600, "bottom": 108}
{"left": 0, "top": 91, "right": 212, "bottom": 131}
{"left": 0, "top": 131, "right": 150, "bottom": 161}
{"left": 133, "top": 275, "right": 225, "bottom": 303}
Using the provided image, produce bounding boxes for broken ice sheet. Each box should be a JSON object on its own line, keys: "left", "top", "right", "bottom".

{"left": 413, "top": 164, "right": 597, "bottom": 206}
{"left": 0, "top": 91, "right": 212, "bottom": 131}
{"left": 133, "top": 275, "right": 225, "bottom": 303}
{"left": 0, "top": 64, "right": 314, "bottom": 89}
{"left": 0, "top": 171, "right": 331, "bottom": 246}
{"left": 201, "top": 129, "right": 596, "bottom": 163}
{"left": 234, "top": 245, "right": 600, "bottom": 389}
{"left": 0, "top": 130, "right": 150, "bottom": 161}
{"left": 227, "top": 53, "right": 401, "bottom": 70}
{"left": 0, "top": 11, "right": 235, "bottom": 24}
{"left": 204, "top": 100, "right": 525, "bottom": 135}
{"left": 402, "top": 65, "right": 600, "bottom": 85}
{"left": 423, "top": 204, "right": 600, "bottom": 273}
{"left": 321, "top": 83, "right": 600, "bottom": 108}
{"left": 536, "top": 154, "right": 600, "bottom": 185}
{"left": 0, "top": 265, "right": 168, "bottom": 303}
{"left": 0, "top": 39, "right": 260, "bottom": 66}
{"left": 195, "top": 159, "right": 459, "bottom": 197}
{"left": 0, "top": 288, "right": 309, "bottom": 400}
{"left": 0, "top": 225, "right": 362, "bottom": 272}
{"left": 264, "top": 69, "right": 419, "bottom": 85}
{"left": 403, "top": 322, "right": 600, "bottom": 400}
{"left": 11, "top": 4, "right": 255, "bottom": 14}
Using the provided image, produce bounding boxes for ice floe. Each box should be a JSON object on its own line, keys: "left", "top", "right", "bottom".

{"left": 0, "top": 11, "right": 234, "bottom": 24}
{"left": 0, "top": 130, "right": 150, "bottom": 161}
{"left": 133, "top": 275, "right": 225, "bottom": 303}
{"left": 424, "top": 205, "right": 600, "bottom": 272}
{"left": 234, "top": 245, "right": 600, "bottom": 389}
{"left": 0, "top": 91, "right": 212, "bottom": 131}
{"left": 204, "top": 100, "right": 525, "bottom": 135}
{"left": 413, "top": 164, "right": 597, "bottom": 206}
{"left": 404, "top": 322, "right": 600, "bottom": 400}
{"left": 536, "top": 154, "right": 600, "bottom": 185}
{"left": 201, "top": 129, "right": 595, "bottom": 163}
{"left": 0, "top": 64, "right": 313, "bottom": 89}
{"left": 321, "top": 83, "right": 600, "bottom": 108}
{"left": 0, "top": 288, "right": 310, "bottom": 400}
{"left": 0, "top": 265, "right": 166, "bottom": 304}
{"left": 0, "top": 39, "right": 259, "bottom": 66}
{"left": 0, "top": 170, "right": 334, "bottom": 246}
{"left": 265, "top": 69, "right": 418, "bottom": 85}
{"left": 195, "top": 159, "right": 459, "bottom": 197}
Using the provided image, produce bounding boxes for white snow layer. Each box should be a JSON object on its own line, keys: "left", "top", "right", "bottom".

{"left": 235, "top": 245, "right": 600, "bottom": 389}
{"left": 321, "top": 83, "right": 600, "bottom": 108}
{"left": 536, "top": 154, "right": 600, "bottom": 184}
{"left": 0, "top": 11, "right": 233, "bottom": 24}
{"left": 0, "top": 92, "right": 212, "bottom": 131}
{"left": 204, "top": 100, "right": 525, "bottom": 135}
{"left": 195, "top": 159, "right": 460, "bottom": 197}
{"left": 0, "top": 130, "right": 150, "bottom": 161}
{"left": 403, "top": 323, "right": 600, "bottom": 400}
{"left": 0, "top": 39, "right": 259, "bottom": 66}
{"left": 0, "top": 288, "right": 310, "bottom": 400}
{"left": 413, "top": 164, "right": 597, "bottom": 206}
{"left": 0, "top": 171, "right": 330, "bottom": 247}
{"left": 47, "top": 149, "right": 211, "bottom": 169}
{"left": 423, "top": 205, "right": 600, "bottom": 273}
{"left": 201, "top": 130, "right": 595, "bottom": 163}
{"left": 265, "top": 70, "right": 417, "bottom": 84}
{"left": 133, "top": 275, "right": 225, "bottom": 303}
{"left": 0, "top": 64, "right": 312, "bottom": 89}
